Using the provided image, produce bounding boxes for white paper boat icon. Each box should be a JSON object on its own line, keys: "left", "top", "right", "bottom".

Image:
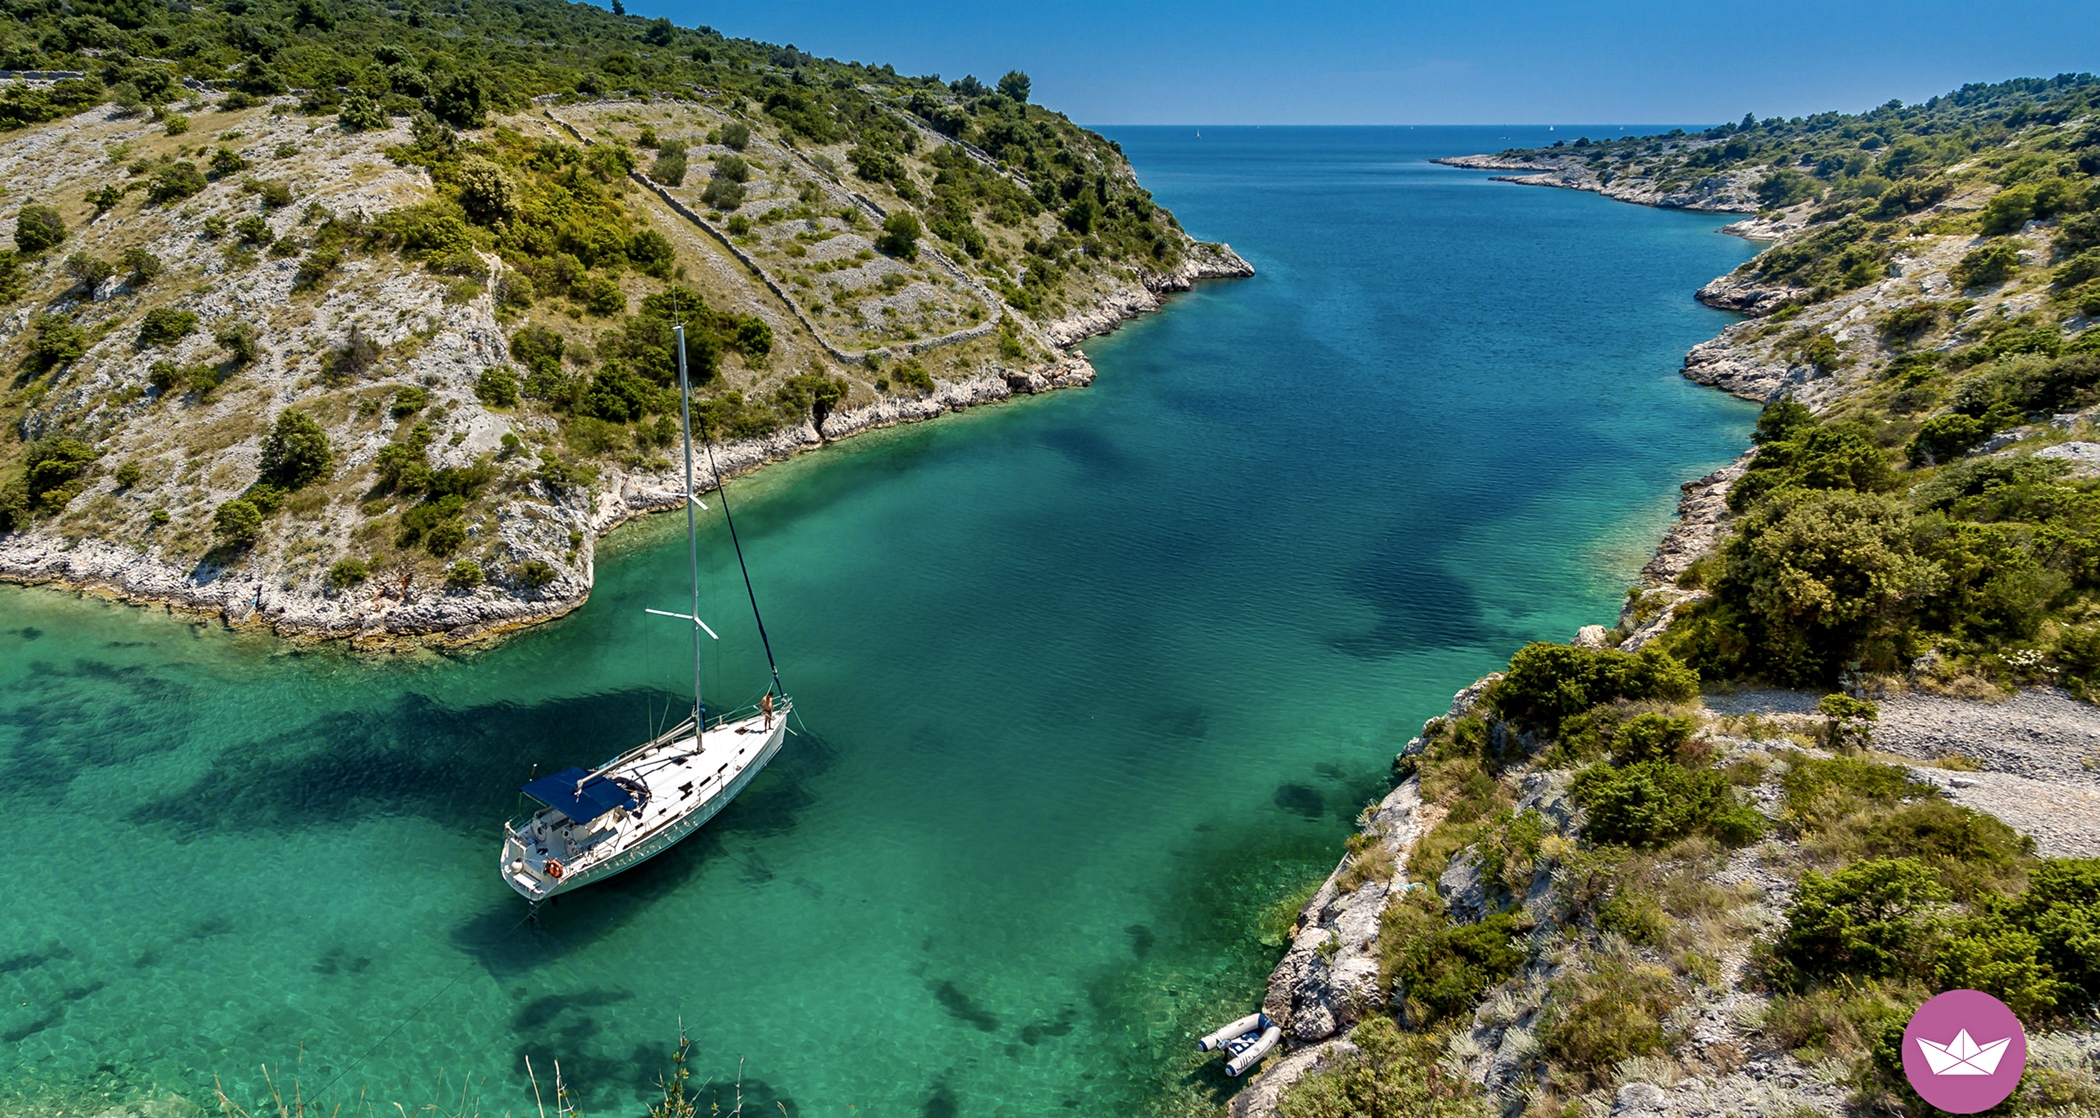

{"left": 1917, "top": 1029, "right": 2011, "bottom": 1075}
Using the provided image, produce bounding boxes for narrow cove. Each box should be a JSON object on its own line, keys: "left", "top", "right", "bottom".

{"left": 0, "top": 125, "right": 1759, "bottom": 1118}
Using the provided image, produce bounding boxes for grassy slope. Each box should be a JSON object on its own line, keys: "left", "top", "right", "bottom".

{"left": 0, "top": 0, "right": 1240, "bottom": 636}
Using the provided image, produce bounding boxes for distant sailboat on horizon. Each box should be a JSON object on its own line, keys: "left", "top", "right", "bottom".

{"left": 498, "top": 323, "right": 792, "bottom": 905}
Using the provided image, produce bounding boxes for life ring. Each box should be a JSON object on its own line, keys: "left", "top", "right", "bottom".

{"left": 545, "top": 859, "right": 564, "bottom": 880}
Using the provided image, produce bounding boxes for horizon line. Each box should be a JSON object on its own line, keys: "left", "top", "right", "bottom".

{"left": 1079, "top": 122, "right": 1720, "bottom": 130}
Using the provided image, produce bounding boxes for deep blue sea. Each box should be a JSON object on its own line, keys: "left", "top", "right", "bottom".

{"left": 0, "top": 126, "right": 1757, "bottom": 1118}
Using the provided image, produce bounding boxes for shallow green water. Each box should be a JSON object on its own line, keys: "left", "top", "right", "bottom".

{"left": 0, "top": 126, "right": 1757, "bottom": 1117}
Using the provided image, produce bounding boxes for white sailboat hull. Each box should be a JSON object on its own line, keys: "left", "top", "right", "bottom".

{"left": 500, "top": 703, "right": 790, "bottom": 901}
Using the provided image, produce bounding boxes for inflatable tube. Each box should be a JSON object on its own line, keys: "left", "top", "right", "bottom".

{"left": 1225, "top": 1026, "right": 1282, "bottom": 1077}
{"left": 1197, "top": 1013, "right": 1265, "bottom": 1052}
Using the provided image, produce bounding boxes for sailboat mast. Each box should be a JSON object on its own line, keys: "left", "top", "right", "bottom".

{"left": 675, "top": 325, "right": 703, "bottom": 728}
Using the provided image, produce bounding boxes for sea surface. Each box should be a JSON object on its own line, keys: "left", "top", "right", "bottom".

{"left": 0, "top": 126, "right": 1758, "bottom": 1117}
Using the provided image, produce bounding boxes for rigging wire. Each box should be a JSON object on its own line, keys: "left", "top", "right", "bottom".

{"left": 698, "top": 426, "right": 785, "bottom": 700}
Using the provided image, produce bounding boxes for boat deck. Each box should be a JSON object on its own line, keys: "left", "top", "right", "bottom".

{"left": 503, "top": 708, "right": 786, "bottom": 898}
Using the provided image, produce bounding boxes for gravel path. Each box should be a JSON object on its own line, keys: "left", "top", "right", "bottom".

{"left": 1907, "top": 767, "right": 2100, "bottom": 859}
{"left": 1703, "top": 687, "right": 2100, "bottom": 859}
{"left": 1872, "top": 688, "right": 2100, "bottom": 790}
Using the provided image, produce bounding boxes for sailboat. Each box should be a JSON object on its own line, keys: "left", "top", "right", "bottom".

{"left": 499, "top": 324, "right": 791, "bottom": 904}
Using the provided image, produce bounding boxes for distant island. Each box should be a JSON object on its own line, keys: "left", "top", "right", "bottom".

{"left": 1238, "top": 75, "right": 2100, "bottom": 1118}
{"left": 0, "top": 2, "right": 1249, "bottom": 645}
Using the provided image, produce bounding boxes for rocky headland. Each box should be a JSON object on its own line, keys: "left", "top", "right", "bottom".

{"left": 0, "top": 91, "right": 1250, "bottom": 647}
{"left": 1231, "top": 127, "right": 2100, "bottom": 1117}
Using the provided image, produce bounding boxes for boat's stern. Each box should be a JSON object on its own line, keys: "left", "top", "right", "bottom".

{"left": 500, "top": 824, "right": 559, "bottom": 902}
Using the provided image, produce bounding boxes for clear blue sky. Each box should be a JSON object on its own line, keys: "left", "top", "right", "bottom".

{"left": 632, "top": 0, "right": 2098, "bottom": 125}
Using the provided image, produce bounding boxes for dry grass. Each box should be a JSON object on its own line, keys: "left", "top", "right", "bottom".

{"left": 1335, "top": 830, "right": 1397, "bottom": 894}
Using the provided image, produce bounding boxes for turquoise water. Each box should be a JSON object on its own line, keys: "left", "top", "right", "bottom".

{"left": 0, "top": 127, "right": 1756, "bottom": 1117}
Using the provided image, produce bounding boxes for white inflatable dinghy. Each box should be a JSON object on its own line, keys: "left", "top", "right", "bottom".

{"left": 1197, "top": 1012, "right": 1282, "bottom": 1076}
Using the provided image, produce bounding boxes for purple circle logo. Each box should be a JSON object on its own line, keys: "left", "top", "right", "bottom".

{"left": 1902, "top": 989, "right": 2027, "bottom": 1113}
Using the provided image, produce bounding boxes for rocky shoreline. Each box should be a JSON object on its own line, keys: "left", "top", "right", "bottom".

{"left": 1431, "top": 153, "right": 1764, "bottom": 214}
{"left": 1040, "top": 241, "right": 1255, "bottom": 346}
{"left": 0, "top": 268, "right": 1238, "bottom": 646}
{"left": 1228, "top": 152, "right": 2100, "bottom": 1116}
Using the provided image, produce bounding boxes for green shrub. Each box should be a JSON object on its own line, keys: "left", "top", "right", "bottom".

{"left": 422, "top": 518, "right": 467, "bottom": 557}
{"left": 1757, "top": 168, "right": 1820, "bottom": 208}
{"left": 259, "top": 410, "right": 332, "bottom": 489}
{"left": 1379, "top": 893, "right": 1526, "bottom": 1025}
{"left": 208, "top": 147, "right": 248, "bottom": 176}
{"left": 475, "top": 366, "right": 519, "bottom": 407}
{"left": 1935, "top": 918, "right": 2066, "bottom": 1019}
{"left": 1597, "top": 890, "right": 1671, "bottom": 946}
{"left": 234, "top": 215, "right": 273, "bottom": 246}
{"left": 216, "top": 321, "right": 260, "bottom": 365}
{"left": 121, "top": 247, "right": 163, "bottom": 285}
{"left": 1773, "top": 858, "right": 1949, "bottom": 987}
{"left": 1690, "top": 489, "right": 1940, "bottom": 685}
{"left": 10, "top": 438, "right": 99, "bottom": 519}
{"left": 87, "top": 184, "right": 125, "bottom": 215}
{"left": 1882, "top": 303, "right": 1945, "bottom": 341}
{"left": 1907, "top": 413, "right": 1991, "bottom": 465}
{"left": 338, "top": 91, "right": 387, "bottom": 132}
{"left": 1781, "top": 754, "right": 1937, "bottom": 828}
{"left": 161, "top": 113, "right": 189, "bottom": 136}
{"left": 1996, "top": 858, "right": 2100, "bottom": 1009}
{"left": 25, "top": 314, "right": 89, "bottom": 374}
{"left": 719, "top": 122, "right": 750, "bottom": 151}
{"left": 13, "top": 203, "right": 65, "bottom": 254}
{"left": 1856, "top": 798, "right": 2033, "bottom": 900}
{"left": 876, "top": 211, "right": 921, "bottom": 258}
{"left": 371, "top": 442, "right": 430, "bottom": 493}
{"left": 63, "top": 252, "right": 113, "bottom": 292}
{"left": 1483, "top": 643, "right": 1699, "bottom": 739}
{"left": 700, "top": 176, "right": 744, "bottom": 211}
{"left": 1952, "top": 242, "right": 2022, "bottom": 289}
{"left": 650, "top": 139, "right": 687, "bottom": 186}
{"left": 390, "top": 385, "right": 428, "bottom": 417}
{"left": 517, "top": 558, "right": 557, "bottom": 588}
{"left": 243, "top": 177, "right": 293, "bottom": 209}
{"left": 137, "top": 306, "right": 199, "bottom": 348}
{"left": 396, "top": 494, "right": 464, "bottom": 545}
{"left": 147, "top": 162, "right": 206, "bottom": 204}
{"left": 113, "top": 461, "right": 143, "bottom": 489}
{"left": 327, "top": 557, "right": 369, "bottom": 588}
{"left": 1728, "top": 416, "right": 1898, "bottom": 511}
{"left": 213, "top": 498, "right": 264, "bottom": 547}
{"left": 891, "top": 358, "right": 934, "bottom": 392}
{"left": 1607, "top": 712, "right": 1698, "bottom": 765}
{"left": 733, "top": 316, "right": 772, "bottom": 358}
{"left": 1573, "top": 759, "right": 1763, "bottom": 848}
{"left": 2053, "top": 250, "right": 2100, "bottom": 291}
{"left": 1815, "top": 693, "right": 1878, "bottom": 749}
{"left": 627, "top": 228, "right": 675, "bottom": 279}
{"left": 445, "top": 560, "right": 483, "bottom": 589}
{"left": 1276, "top": 1015, "right": 1490, "bottom": 1118}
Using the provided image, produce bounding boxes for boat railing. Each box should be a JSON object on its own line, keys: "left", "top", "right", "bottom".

{"left": 708, "top": 695, "right": 793, "bottom": 730}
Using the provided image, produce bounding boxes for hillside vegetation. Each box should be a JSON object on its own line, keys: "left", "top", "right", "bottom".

{"left": 0, "top": 0, "right": 1245, "bottom": 640}
{"left": 1259, "top": 76, "right": 2100, "bottom": 1118}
